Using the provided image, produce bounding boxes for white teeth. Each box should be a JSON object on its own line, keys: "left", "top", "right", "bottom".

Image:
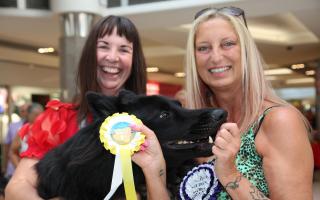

{"left": 209, "top": 136, "right": 213, "bottom": 143}
{"left": 209, "top": 66, "right": 230, "bottom": 73}
{"left": 101, "top": 66, "right": 120, "bottom": 74}
{"left": 176, "top": 138, "right": 213, "bottom": 145}
{"left": 177, "top": 140, "right": 194, "bottom": 144}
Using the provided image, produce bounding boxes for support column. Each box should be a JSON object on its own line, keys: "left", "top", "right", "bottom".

{"left": 50, "top": 0, "right": 99, "bottom": 101}
{"left": 315, "top": 61, "right": 320, "bottom": 130}
{"left": 59, "top": 13, "right": 94, "bottom": 101}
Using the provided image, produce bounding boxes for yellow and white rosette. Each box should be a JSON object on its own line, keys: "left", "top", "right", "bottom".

{"left": 100, "top": 112, "right": 145, "bottom": 200}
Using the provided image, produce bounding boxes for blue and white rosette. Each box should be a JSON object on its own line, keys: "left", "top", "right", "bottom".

{"left": 179, "top": 161, "right": 221, "bottom": 200}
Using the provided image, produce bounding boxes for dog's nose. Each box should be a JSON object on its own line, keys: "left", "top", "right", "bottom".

{"left": 210, "top": 109, "right": 228, "bottom": 121}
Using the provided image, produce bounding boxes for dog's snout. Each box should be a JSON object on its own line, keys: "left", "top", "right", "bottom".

{"left": 210, "top": 109, "right": 228, "bottom": 121}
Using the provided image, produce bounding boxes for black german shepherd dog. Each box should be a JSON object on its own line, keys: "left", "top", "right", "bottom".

{"left": 36, "top": 90, "right": 227, "bottom": 199}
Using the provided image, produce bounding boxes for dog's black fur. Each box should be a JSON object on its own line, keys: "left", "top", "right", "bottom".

{"left": 36, "top": 90, "right": 227, "bottom": 199}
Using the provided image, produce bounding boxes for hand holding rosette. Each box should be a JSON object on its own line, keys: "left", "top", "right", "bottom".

{"left": 99, "top": 113, "right": 145, "bottom": 200}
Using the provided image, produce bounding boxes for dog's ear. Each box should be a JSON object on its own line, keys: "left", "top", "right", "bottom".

{"left": 86, "top": 91, "right": 118, "bottom": 119}
{"left": 118, "top": 89, "right": 137, "bottom": 105}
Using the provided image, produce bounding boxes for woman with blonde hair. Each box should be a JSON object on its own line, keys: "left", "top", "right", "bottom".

{"left": 124, "top": 7, "right": 313, "bottom": 200}
{"left": 183, "top": 7, "right": 313, "bottom": 199}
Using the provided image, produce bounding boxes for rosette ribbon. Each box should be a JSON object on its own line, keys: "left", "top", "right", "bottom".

{"left": 99, "top": 113, "right": 145, "bottom": 200}
{"left": 179, "top": 160, "right": 221, "bottom": 200}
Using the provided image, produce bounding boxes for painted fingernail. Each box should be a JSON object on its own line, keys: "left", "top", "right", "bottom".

{"left": 142, "top": 140, "right": 149, "bottom": 148}
{"left": 140, "top": 146, "right": 146, "bottom": 151}
{"left": 130, "top": 124, "right": 138, "bottom": 130}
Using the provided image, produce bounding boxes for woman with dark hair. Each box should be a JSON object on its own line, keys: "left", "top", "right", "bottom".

{"left": 76, "top": 15, "right": 147, "bottom": 121}
{"left": 6, "top": 15, "right": 168, "bottom": 200}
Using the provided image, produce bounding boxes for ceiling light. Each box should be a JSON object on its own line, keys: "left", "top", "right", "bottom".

{"left": 249, "top": 26, "right": 289, "bottom": 43}
{"left": 305, "top": 70, "right": 315, "bottom": 76}
{"left": 174, "top": 72, "right": 185, "bottom": 78}
{"left": 291, "top": 64, "right": 305, "bottom": 69}
{"left": 179, "top": 23, "right": 192, "bottom": 30}
{"left": 38, "top": 47, "right": 55, "bottom": 54}
{"left": 147, "top": 67, "right": 159, "bottom": 73}
{"left": 286, "top": 78, "right": 314, "bottom": 84}
{"left": 265, "top": 76, "right": 277, "bottom": 81}
{"left": 264, "top": 68, "right": 293, "bottom": 75}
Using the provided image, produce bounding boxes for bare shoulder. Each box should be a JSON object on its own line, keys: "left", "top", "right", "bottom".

{"left": 262, "top": 106, "right": 307, "bottom": 136}
{"left": 256, "top": 105, "right": 310, "bottom": 155}
{"left": 255, "top": 106, "right": 313, "bottom": 199}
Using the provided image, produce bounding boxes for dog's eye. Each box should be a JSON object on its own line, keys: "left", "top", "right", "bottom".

{"left": 160, "top": 111, "right": 170, "bottom": 119}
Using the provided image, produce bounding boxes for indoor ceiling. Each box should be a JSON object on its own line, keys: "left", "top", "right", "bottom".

{"left": 0, "top": 0, "right": 320, "bottom": 89}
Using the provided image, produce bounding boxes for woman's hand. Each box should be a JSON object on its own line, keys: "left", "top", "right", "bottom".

{"left": 131, "top": 124, "right": 166, "bottom": 174}
{"left": 212, "top": 122, "right": 241, "bottom": 184}
{"left": 131, "top": 124, "right": 169, "bottom": 200}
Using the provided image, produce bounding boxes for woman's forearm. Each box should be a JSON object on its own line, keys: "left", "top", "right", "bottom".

{"left": 144, "top": 167, "right": 170, "bottom": 200}
{"left": 220, "top": 172, "right": 270, "bottom": 200}
{"left": 5, "top": 158, "right": 42, "bottom": 200}
{"left": 5, "top": 178, "right": 43, "bottom": 200}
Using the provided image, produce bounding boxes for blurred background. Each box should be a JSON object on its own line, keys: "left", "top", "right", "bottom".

{"left": 0, "top": 0, "right": 320, "bottom": 198}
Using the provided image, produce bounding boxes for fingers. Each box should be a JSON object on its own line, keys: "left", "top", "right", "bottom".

{"left": 216, "top": 128, "right": 233, "bottom": 143}
{"left": 212, "top": 122, "right": 241, "bottom": 154}
{"left": 131, "top": 123, "right": 156, "bottom": 139}
{"left": 219, "top": 123, "right": 239, "bottom": 137}
{"left": 131, "top": 123, "right": 160, "bottom": 153}
{"left": 140, "top": 140, "right": 149, "bottom": 151}
{"left": 214, "top": 134, "right": 228, "bottom": 150}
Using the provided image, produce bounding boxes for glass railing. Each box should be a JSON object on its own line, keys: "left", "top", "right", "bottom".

{"left": 105, "top": 0, "right": 175, "bottom": 8}
{"left": 0, "top": 0, "right": 49, "bottom": 10}
{"left": 26, "top": 0, "right": 50, "bottom": 9}
{"left": 0, "top": 0, "right": 17, "bottom": 8}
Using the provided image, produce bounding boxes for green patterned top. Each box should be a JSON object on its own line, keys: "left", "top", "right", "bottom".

{"left": 217, "top": 107, "right": 277, "bottom": 199}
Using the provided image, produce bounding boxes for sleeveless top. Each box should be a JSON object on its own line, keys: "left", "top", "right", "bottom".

{"left": 216, "top": 106, "right": 279, "bottom": 199}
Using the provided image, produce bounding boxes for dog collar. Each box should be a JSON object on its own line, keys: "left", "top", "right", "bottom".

{"left": 99, "top": 112, "right": 145, "bottom": 200}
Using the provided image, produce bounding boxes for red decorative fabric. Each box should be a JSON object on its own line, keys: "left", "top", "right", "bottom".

{"left": 20, "top": 100, "right": 79, "bottom": 159}
{"left": 312, "top": 142, "right": 320, "bottom": 169}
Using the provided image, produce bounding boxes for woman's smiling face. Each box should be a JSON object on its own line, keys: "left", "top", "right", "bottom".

{"left": 195, "top": 17, "right": 242, "bottom": 91}
{"left": 96, "top": 28, "right": 133, "bottom": 96}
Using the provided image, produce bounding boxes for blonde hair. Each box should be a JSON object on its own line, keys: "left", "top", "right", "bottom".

{"left": 185, "top": 10, "right": 288, "bottom": 132}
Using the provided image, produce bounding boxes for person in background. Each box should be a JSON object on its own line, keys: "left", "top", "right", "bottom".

{"left": 9, "top": 103, "right": 44, "bottom": 168}
{"left": 173, "top": 89, "right": 187, "bottom": 107}
{"left": 3, "top": 103, "right": 29, "bottom": 179}
{"left": 6, "top": 15, "right": 168, "bottom": 200}
{"left": 0, "top": 174, "right": 8, "bottom": 200}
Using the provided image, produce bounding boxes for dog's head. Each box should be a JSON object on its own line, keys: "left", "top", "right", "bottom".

{"left": 87, "top": 90, "right": 227, "bottom": 168}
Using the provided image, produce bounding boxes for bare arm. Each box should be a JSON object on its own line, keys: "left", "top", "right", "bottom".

{"left": 213, "top": 122, "right": 270, "bottom": 199}
{"left": 3, "top": 124, "right": 14, "bottom": 173}
{"left": 256, "top": 106, "right": 313, "bottom": 199}
{"left": 143, "top": 164, "right": 168, "bottom": 200}
{"left": 9, "top": 134, "right": 21, "bottom": 168}
{"left": 213, "top": 107, "right": 313, "bottom": 200}
{"left": 131, "top": 124, "right": 170, "bottom": 200}
{"left": 219, "top": 172, "right": 270, "bottom": 200}
{"left": 5, "top": 158, "right": 42, "bottom": 200}
{"left": 3, "top": 143, "right": 10, "bottom": 173}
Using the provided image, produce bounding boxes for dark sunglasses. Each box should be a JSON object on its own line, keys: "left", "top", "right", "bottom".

{"left": 194, "top": 6, "right": 247, "bottom": 27}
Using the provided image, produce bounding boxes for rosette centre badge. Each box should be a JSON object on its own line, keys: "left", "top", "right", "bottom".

{"left": 100, "top": 113, "right": 145, "bottom": 200}
{"left": 111, "top": 122, "right": 135, "bottom": 145}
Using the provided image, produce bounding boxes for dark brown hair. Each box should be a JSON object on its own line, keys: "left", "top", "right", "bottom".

{"left": 76, "top": 15, "right": 147, "bottom": 121}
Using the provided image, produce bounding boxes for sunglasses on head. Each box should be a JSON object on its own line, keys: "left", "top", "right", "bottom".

{"left": 194, "top": 6, "right": 247, "bottom": 27}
